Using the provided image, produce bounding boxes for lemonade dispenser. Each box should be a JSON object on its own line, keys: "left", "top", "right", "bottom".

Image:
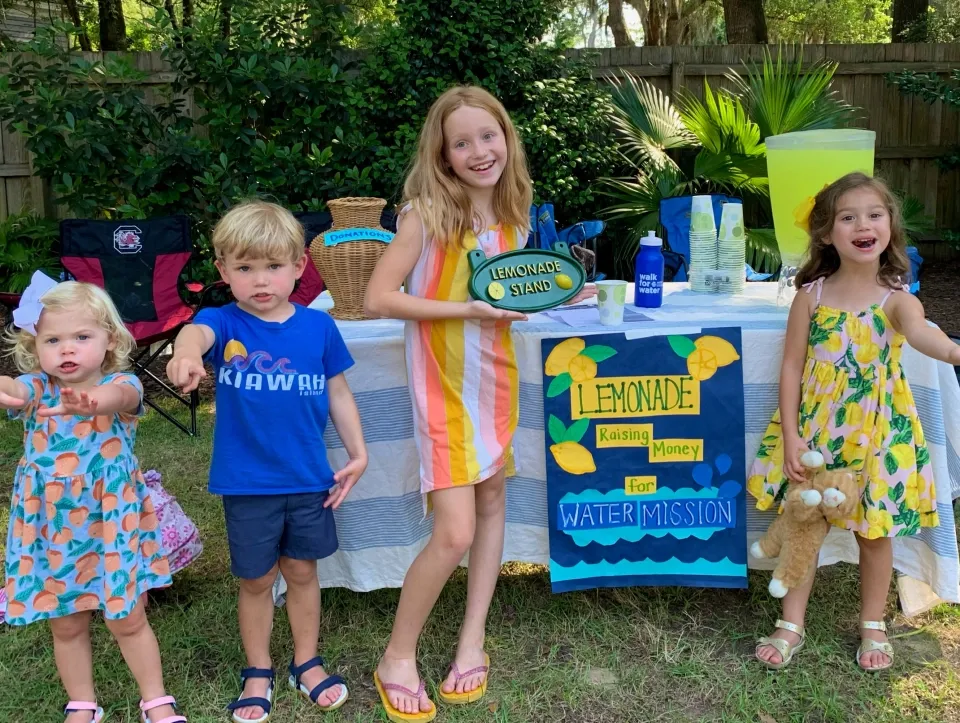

{"left": 766, "top": 129, "right": 876, "bottom": 303}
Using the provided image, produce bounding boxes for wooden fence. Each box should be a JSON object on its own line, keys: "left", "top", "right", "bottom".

{"left": 2, "top": 43, "right": 959, "bottom": 257}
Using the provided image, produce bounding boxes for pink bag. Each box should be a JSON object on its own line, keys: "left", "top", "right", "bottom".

{"left": 143, "top": 470, "right": 202, "bottom": 575}
{"left": 0, "top": 588, "right": 6, "bottom": 624}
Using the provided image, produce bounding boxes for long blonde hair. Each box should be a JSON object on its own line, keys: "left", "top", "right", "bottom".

{"left": 403, "top": 85, "right": 533, "bottom": 248}
{"left": 6, "top": 281, "right": 136, "bottom": 374}
{"left": 795, "top": 172, "right": 910, "bottom": 290}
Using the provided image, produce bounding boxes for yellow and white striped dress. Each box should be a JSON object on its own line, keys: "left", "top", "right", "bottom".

{"left": 403, "top": 211, "right": 522, "bottom": 493}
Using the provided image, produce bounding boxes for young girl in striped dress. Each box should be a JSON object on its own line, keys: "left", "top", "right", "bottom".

{"left": 365, "top": 86, "right": 592, "bottom": 721}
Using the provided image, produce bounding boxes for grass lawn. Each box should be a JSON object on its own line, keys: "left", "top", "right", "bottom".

{"left": 1, "top": 402, "right": 958, "bottom": 722}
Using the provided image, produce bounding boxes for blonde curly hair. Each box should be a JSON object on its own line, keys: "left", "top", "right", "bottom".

{"left": 6, "top": 281, "right": 136, "bottom": 375}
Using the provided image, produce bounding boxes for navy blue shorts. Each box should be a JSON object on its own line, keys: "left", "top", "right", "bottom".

{"left": 222, "top": 491, "right": 338, "bottom": 580}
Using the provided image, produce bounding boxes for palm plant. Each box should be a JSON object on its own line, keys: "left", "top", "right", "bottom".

{"left": 599, "top": 48, "right": 860, "bottom": 274}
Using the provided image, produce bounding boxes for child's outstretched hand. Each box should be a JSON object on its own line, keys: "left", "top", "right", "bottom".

{"left": 325, "top": 454, "right": 368, "bottom": 509}
{"left": 0, "top": 389, "right": 25, "bottom": 409}
{"left": 466, "top": 300, "right": 527, "bottom": 322}
{"left": 167, "top": 355, "right": 207, "bottom": 393}
{"left": 38, "top": 387, "right": 99, "bottom": 417}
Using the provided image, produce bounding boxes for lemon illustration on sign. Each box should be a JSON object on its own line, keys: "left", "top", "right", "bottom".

{"left": 551, "top": 441, "right": 597, "bottom": 475}
{"left": 568, "top": 354, "right": 597, "bottom": 382}
{"left": 487, "top": 281, "right": 505, "bottom": 301}
{"left": 555, "top": 273, "right": 573, "bottom": 290}
{"left": 545, "top": 337, "right": 585, "bottom": 376}
{"left": 548, "top": 415, "right": 595, "bottom": 475}
{"left": 668, "top": 334, "right": 740, "bottom": 381}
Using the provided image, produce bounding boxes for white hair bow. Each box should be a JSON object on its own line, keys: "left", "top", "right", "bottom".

{"left": 12, "top": 271, "right": 58, "bottom": 336}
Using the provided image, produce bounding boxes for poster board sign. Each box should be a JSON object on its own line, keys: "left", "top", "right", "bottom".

{"left": 541, "top": 329, "right": 747, "bottom": 593}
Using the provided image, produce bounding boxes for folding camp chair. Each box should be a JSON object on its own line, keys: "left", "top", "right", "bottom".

{"left": 59, "top": 216, "right": 203, "bottom": 436}
{"left": 528, "top": 203, "right": 606, "bottom": 281}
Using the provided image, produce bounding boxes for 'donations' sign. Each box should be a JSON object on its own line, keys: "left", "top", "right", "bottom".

{"left": 468, "top": 242, "right": 585, "bottom": 313}
{"left": 541, "top": 329, "right": 748, "bottom": 593}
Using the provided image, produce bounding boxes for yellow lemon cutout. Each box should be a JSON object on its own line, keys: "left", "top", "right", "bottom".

{"left": 550, "top": 441, "right": 596, "bottom": 475}
{"left": 686, "top": 348, "right": 720, "bottom": 381}
{"left": 545, "top": 337, "right": 586, "bottom": 376}
{"left": 555, "top": 273, "right": 573, "bottom": 290}
{"left": 224, "top": 339, "right": 248, "bottom": 362}
{"left": 568, "top": 355, "right": 597, "bottom": 382}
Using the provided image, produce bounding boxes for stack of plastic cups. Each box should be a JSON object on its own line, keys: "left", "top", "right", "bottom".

{"left": 688, "top": 195, "right": 717, "bottom": 292}
{"left": 717, "top": 202, "right": 746, "bottom": 294}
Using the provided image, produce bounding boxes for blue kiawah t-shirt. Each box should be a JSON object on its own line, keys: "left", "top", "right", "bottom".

{"left": 193, "top": 303, "right": 354, "bottom": 495}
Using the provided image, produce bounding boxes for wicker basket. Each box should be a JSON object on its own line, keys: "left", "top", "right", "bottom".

{"left": 309, "top": 197, "right": 391, "bottom": 320}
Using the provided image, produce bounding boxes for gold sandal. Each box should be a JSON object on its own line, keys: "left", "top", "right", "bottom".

{"left": 756, "top": 619, "right": 805, "bottom": 670}
{"left": 857, "top": 620, "right": 894, "bottom": 672}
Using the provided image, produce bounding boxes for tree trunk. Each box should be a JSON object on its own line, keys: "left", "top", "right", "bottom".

{"left": 98, "top": 0, "right": 127, "bottom": 50}
{"left": 61, "top": 0, "right": 92, "bottom": 50}
{"left": 164, "top": 0, "right": 180, "bottom": 30}
{"left": 647, "top": 0, "right": 665, "bottom": 45}
{"left": 722, "top": 0, "right": 767, "bottom": 43}
{"left": 607, "top": 0, "right": 634, "bottom": 46}
{"left": 220, "top": 0, "right": 232, "bottom": 38}
{"left": 891, "top": 0, "right": 929, "bottom": 41}
{"left": 182, "top": 0, "right": 194, "bottom": 27}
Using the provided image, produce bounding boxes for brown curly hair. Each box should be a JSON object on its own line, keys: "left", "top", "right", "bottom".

{"left": 794, "top": 172, "right": 910, "bottom": 290}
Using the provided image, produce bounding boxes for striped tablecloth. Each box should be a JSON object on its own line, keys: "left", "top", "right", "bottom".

{"left": 305, "top": 283, "right": 960, "bottom": 606}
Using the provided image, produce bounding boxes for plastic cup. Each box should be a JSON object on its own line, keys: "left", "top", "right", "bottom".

{"left": 766, "top": 129, "right": 876, "bottom": 266}
{"left": 596, "top": 280, "right": 628, "bottom": 325}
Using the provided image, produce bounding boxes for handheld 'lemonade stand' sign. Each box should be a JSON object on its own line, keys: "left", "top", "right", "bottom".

{"left": 468, "top": 241, "right": 586, "bottom": 313}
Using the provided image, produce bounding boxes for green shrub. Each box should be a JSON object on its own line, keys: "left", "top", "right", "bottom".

{"left": 0, "top": 211, "right": 60, "bottom": 293}
{"left": 0, "top": 2, "right": 621, "bottom": 282}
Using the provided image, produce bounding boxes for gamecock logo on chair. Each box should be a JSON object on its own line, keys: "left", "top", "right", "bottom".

{"left": 113, "top": 226, "right": 143, "bottom": 255}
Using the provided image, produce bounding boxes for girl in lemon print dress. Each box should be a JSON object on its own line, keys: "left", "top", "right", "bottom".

{"left": 749, "top": 174, "right": 960, "bottom": 674}
{"left": 1, "top": 277, "right": 186, "bottom": 723}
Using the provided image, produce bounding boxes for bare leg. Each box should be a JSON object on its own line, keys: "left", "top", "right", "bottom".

{"left": 50, "top": 613, "right": 97, "bottom": 723}
{"left": 756, "top": 565, "right": 816, "bottom": 665}
{"left": 231, "top": 567, "right": 278, "bottom": 721}
{"left": 442, "top": 470, "right": 506, "bottom": 695}
{"left": 856, "top": 534, "right": 894, "bottom": 668}
{"left": 376, "top": 486, "right": 477, "bottom": 715}
{"left": 278, "top": 557, "right": 343, "bottom": 707}
{"left": 105, "top": 603, "right": 176, "bottom": 721}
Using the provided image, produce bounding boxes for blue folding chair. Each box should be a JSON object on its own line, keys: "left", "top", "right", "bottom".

{"left": 528, "top": 204, "right": 606, "bottom": 281}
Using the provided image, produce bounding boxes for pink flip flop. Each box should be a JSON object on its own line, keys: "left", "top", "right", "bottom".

{"left": 373, "top": 670, "right": 436, "bottom": 722}
{"left": 437, "top": 653, "right": 490, "bottom": 705}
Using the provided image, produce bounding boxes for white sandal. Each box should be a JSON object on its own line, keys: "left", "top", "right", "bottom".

{"left": 755, "top": 619, "right": 805, "bottom": 670}
{"left": 857, "top": 620, "right": 894, "bottom": 672}
{"left": 64, "top": 701, "right": 104, "bottom": 722}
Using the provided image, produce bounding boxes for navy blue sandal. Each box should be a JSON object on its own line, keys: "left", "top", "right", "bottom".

{"left": 226, "top": 667, "right": 274, "bottom": 723}
{"left": 288, "top": 656, "right": 349, "bottom": 712}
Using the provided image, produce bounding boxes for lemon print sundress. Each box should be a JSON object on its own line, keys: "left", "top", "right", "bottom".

{"left": 748, "top": 278, "right": 939, "bottom": 539}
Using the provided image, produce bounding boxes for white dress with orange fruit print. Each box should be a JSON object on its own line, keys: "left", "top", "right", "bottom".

{"left": 4, "top": 372, "right": 171, "bottom": 625}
